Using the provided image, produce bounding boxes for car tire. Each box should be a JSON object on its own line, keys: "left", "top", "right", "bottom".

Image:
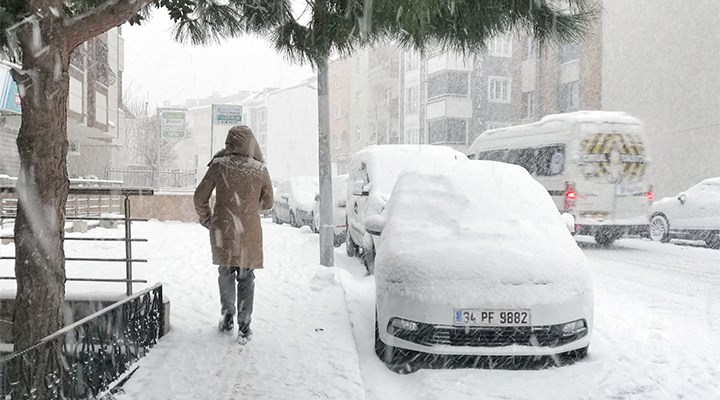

{"left": 289, "top": 211, "right": 299, "bottom": 228}
{"left": 362, "top": 246, "right": 376, "bottom": 274}
{"left": 649, "top": 215, "right": 670, "bottom": 243}
{"left": 594, "top": 229, "right": 621, "bottom": 247}
{"left": 375, "top": 315, "right": 416, "bottom": 374}
{"left": 346, "top": 228, "right": 359, "bottom": 257}
{"left": 310, "top": 213, "right": 319, "bottom": 233}
{"left": 272, "top": 210, "right": 281, "bottom": 225}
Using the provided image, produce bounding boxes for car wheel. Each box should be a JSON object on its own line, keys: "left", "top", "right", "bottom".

{"left": 346, "top": 229, "right": 359, "bottom": 257}
{"left": 362, "top": 246, "right": 376, "bottom": 274}
{"left": 649, "top": 215, "right": 670, "bottom": 243}
{"left": 272, "top": 210, "right": 281, "bottom": 224}
{"left": 375, "top": 315, "right": 416, "bottom": 374}
{"left": 594, "top": 229, "right": 621, "bottom": 247}
{"left": 310, "top": 213, "right": 319, "bottom": 233}
{"left": 289, "top": 211, "right": 299, "bottom": 228}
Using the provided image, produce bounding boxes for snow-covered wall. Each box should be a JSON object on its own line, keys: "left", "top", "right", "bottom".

{"left": 602, "top": 0, "right": 720, "bottom": 196}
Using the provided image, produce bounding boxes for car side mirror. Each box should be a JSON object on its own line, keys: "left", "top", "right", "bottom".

{"left": 351, "top": 180, "right": 368, "bottom": 196}
{"left": 677, "top": 192, "right": 687, "bottom": 204}
{"left": 314, "top": 193, "right": 320, "bottom": 202}
{"left": 365, "top": 214, "right": 386, "bottom": 236}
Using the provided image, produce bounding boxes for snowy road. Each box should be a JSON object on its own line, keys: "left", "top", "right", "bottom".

{"left": 4, "top": 221, "right": 718, "bottom": 399}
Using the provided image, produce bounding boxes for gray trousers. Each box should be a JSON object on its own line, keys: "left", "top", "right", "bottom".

{"left": 218, "top": 266, "right": 255, "bottom": 331}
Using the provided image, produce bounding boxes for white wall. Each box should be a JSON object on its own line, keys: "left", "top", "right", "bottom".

{"left": 265, "top": 82, "right": 319, "bottom": 184}
{"left": 602, "top": 0, "right": 720, "bottom": 196}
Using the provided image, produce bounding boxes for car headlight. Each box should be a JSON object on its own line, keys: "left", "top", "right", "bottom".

{"left": 389, "top": 317, "right": 419, "bottom": 332}
{"left": 560, "top": 319, "right": 587, "bottom": 336}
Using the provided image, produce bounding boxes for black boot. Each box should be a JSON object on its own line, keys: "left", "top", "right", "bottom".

{"left": 218, "top": 314, "right": 234, "bottom": 333}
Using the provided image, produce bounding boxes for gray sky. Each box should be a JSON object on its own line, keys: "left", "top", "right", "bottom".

{"left": 122, "top": 13, "right": 314, "bottom": 108}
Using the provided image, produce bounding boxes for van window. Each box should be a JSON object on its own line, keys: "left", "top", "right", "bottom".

{"left": 579, "top": 133, "right": 646, "bottom": 183}
{"left": 476, "top": 145, "right": 565, "bottom": 176}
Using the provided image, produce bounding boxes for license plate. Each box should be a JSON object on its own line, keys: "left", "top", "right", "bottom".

{"left": 454, "top": 309, "right": 531, "bottom": 326}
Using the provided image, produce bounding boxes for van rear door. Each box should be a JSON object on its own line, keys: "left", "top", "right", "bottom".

{"left": 574, "top": 123, "right": 649, "bottom": 226}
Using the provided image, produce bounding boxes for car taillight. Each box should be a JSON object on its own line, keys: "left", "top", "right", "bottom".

{"left": 563, "top": 182, "right": 577, "bottom": 212}
{"left": 646, "top": 185, "right": 654, "bottom": 203}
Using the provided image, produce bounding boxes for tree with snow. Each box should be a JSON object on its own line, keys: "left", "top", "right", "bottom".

{"left": 0, "top": 0, "right": 594, "bottom": 395}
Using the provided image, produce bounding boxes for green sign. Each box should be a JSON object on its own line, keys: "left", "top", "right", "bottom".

{"left": 0, "top": 64, "right": 21, "bottom": 114}
{"left": 159, "top": 108, "right": 186, "bottom": 144}
{"left": 212, "top": 104, "right": 243, "bottom": 125}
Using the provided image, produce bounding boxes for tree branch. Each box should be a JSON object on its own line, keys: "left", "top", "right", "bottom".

{"left": 63, "top": 0, "right": 154, "bottom": 49}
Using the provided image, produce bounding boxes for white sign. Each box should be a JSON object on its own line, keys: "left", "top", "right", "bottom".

{"left": 212, "top": 104, "right": 243, "bottom": 125}
{"left": 159, "top": 108, "right": 186, "bottom": 144}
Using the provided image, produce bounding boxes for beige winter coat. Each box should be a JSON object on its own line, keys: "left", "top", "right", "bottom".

{"left": 194, "top": 126, "right": 274, "bottom": 268}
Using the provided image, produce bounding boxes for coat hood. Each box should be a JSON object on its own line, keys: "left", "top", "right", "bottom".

{"left": 208, "top": 125, "right": 264, "bottom": 166}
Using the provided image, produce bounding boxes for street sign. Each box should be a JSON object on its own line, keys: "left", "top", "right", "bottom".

{"left": 158, "top": 108, "right": 186, "bottom": 144}
{"left": 212, "top": 104, "right": 243, "bottom": 125}
{"left": 0, "top": 64, "right": 21, "bottom": 114}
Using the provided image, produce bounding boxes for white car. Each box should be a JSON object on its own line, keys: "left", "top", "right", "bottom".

{"left": 311, "top": 174, "right": 348, "bottom": 246}
{"left": 370, "top": 160, "right": 594, "bottom": 372}
{"left": 648, "top": 177, "right": 720, "bottom": 249}
{"left": 272, "top": 176, "right": 319, "bottom": 228}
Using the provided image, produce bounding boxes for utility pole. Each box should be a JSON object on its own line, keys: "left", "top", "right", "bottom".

{"left": 318, "top": 59, "right": 334, "bottom": 267}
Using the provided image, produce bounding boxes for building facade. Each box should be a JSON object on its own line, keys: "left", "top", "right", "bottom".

{"left": 329, "top": 58, "right": 352, "bottom": 174}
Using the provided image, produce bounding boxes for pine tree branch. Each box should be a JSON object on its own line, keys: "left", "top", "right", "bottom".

{"left": 63, "top": 0, "right": 155, "bottom": 49}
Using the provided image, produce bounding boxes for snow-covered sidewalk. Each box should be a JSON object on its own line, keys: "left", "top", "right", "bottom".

{"left": 97, "top": 221, "right": 366, "bottom": 400}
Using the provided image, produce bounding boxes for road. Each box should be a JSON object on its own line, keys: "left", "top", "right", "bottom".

{"left": 335, "top": 236, "right": 720, "bottom": 400}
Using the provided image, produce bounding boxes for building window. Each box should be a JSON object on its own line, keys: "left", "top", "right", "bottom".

{"left": 405, "top": 127, "right": 419, "bottom": 144}
{"left": 334, "top": 104, "right": 342, "bottom": 119}
{"left": 558, "top": 42, "right": 580, "bottom": 64}
{"left": 488, "top": 77, "right": 511, "bottom": 103}
{"left": 405, "top": 52, "right": 419, "bottom": 71}
{"left": 259, "top": 108, "right": 267, "bottom": 133}
{"left": 405, "top": 86, "right": 418, "bottom": 114}
{"left": 522, "top": 91, "right": 537, "bottom": 119}
{"left": 558, "top": 81, "right": 580, "bottom": 112}
{"left": 69, "top": 77, "right": 83, "bottom": 114}
{"left": 428, "top": 71, "right": 469, "bottom": 99}
{"left": 524, "top": 37, "right": 537, "bottom": 60}
{"left": 95, "top": 91, "right": 107, "bottom": 125}
{"left": 428, "top": 118, "right": 467, "bottom": 144}
{"left": 489, "top": 34, "right": 512, "bottom": 57}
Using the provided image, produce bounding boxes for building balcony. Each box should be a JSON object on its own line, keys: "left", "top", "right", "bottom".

{"left": 426, "top": 96, "right": 472, "bottom": 120}
{"left": 427, "top": 53, "right": 473, "bottom": 75}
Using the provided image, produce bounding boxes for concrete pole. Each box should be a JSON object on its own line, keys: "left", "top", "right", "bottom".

{"left": 318, "top": 59, "right": 334, "bottom": 267}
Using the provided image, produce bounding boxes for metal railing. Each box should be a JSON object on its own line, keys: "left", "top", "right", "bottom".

{"left": 0, "top": 283, "right": 165, "bottom": 399}
{"left": 0, "top": 186, "right": 154, "bottom": 296}
{"left": 105, "top": 169, "right": 196, "bottom": 189}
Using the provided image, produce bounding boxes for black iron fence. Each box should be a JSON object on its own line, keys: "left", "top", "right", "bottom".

{"left": 0, "top": 283, "right": 165, "bottom": 399}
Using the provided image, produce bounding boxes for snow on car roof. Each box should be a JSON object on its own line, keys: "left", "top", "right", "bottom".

{"left": 375, "top": 160, "right": 593, "bottom": 308}
{"left": 352, "top": 145, "right": 467, "bottom": 194}
{"left": 289, "top": 175, "right": 319, "bottom": 210}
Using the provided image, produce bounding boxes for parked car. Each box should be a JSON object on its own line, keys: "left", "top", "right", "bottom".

{"left": 370, "top": 160, "right": 594, "bottom": 372}
{"left": 311, "top": 174, "right": 348, "bottom": 247}
{"left": 648, "top": 177, "right": 720, "bottom": 248}
{"left": 346, "top": 145, "right": 467, "bottom": 272}
{"left": 272, "top": 176, "right": 319, "bottom": 228}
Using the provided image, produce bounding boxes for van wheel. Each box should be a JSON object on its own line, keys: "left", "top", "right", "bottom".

{"left": 594, "top": 229, "right": 620, "bottom": 247}
{"left": 289, "top": 211, "right": 300, "bottom": 228}
{"left": 346, "top": 228, "right": 359, "bottom": 257}
{"left": 649, "top": 215, "right": 670, "bottom": 243}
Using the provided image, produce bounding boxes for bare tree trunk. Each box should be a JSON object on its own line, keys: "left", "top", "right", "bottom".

{"left": 12, "top": 23, "right": 70, "bottom": 352}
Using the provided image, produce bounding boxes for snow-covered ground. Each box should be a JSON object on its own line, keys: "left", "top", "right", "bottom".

{"left": 1, "top": 221, "right": 720, "bottom": 399}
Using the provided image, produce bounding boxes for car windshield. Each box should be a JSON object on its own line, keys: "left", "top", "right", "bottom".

{"left": 1, "top": 2, "right": 719, "bottom": 399}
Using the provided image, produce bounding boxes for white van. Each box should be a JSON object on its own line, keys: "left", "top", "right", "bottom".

{"left": 346, "top": 145, "right": 468, "bottom": 271}
{"left": 468, "top": 111, "right": 653, "bottom": 246}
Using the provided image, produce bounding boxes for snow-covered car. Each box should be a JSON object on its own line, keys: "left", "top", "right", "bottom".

{"left": 371, "top": 160, "right": 594, "bottom": 372}
{"left": 346, "top": 145, "right": 468, "bottom": 272}
{"left": 311, "top": 174, "right": 348, "bottom": 246}
{"left": 272, "top": 176, "right": 319, "bottom": 228}
{"left": 648, "top": 177, "right": 720, "bottom": 249}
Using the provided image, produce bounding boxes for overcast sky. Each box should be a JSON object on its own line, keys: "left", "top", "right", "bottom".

{"left": 121, "top": 12, "right": 314, "bottom": 108}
